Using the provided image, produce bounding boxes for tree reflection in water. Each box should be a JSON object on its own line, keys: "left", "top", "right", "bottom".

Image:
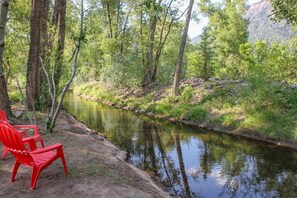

{"left": 63, "top": 93, "right": 297, "bottom": 198}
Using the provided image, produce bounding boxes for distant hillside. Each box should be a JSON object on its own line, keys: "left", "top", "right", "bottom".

{"left": 190, "top": 36, "right": 201, "bottom": 45}
{"left": 191, "top": 0, "right": 296, "bottom": 45}
{"left": 246, "top": 0, "right": 296, "bottom": 43}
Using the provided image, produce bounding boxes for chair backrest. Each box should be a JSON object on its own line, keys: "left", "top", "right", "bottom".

{"left": 0, "top": 122, "right": 34, "bottom": 166}
{"left": 0, "top": 109, "right": 8, "bottom": 122}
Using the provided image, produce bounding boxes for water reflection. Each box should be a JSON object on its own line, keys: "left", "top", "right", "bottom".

{"left": 63, "top": 93, "right": 297, "bottom": 198}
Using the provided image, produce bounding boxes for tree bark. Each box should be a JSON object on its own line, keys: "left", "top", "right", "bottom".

{"left": 151, "top": 0, "right": 174, "bottom": 82}
{"left": 106, "top": 3, "right": 113, "bottom": 39}
{"left": 53, "top": 0, "right": 66, "bottom": 89}
{"left": 172, "top": 0, "right": 194, "bottom": 96}
{"left": 0, "top": 0, "right": 12, "bottom": 117}
{"left": 46, "top": 0, "right": 84, "bottom": 132}
{"left": 26, "top": 0, "right": 42, "bottom": 109}
{"left": 141, "top": 0, "right": 161, "bottom": 93}
{"left": 26, "top": 0, "right": 50, "bottom": 109}
{"left": 39, "top": 0, "right": 50, "bottom": 105}
{"left": 140, "top": 6, "right": 145, "bottom": 67}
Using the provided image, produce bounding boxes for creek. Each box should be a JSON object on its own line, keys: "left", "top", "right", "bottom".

{"left": 63, "top": 92, "right": 297, "bottom": 198}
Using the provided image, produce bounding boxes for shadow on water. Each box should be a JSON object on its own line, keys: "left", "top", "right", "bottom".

{"left": 63, "top": 92, "right": 297, "bottom": 198}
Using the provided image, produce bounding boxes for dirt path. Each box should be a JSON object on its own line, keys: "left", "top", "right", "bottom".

{"left": 0, "top": 110, "right": 171, "bottom": 198}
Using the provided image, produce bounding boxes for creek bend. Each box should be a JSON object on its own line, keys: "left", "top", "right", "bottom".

{"left": 63, "top": 92, "right": 297, "bottom": 198}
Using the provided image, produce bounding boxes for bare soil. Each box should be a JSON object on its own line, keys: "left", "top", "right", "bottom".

{"left": 0, "top": 110, "right": 171, "bottom": 198}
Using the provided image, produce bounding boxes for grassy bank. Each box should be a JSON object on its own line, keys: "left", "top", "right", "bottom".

{"left": 73, "top": 79, "right": 297, "bottom": 141}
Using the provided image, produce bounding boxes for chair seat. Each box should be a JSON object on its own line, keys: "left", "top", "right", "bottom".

{"left": 31, "top": 150, "right": 57, "bottom": 166}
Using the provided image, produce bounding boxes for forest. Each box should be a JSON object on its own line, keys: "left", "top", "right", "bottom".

{"left": 0, "top": 0, "right": 296, "bottom": 140}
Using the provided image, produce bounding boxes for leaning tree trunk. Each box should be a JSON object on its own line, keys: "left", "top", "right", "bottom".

{"left": 172, "top": 0, "right": 194, "bottom": 96}
{"left": 44, "top": 0, "right": 84, "bottom": 132}
{"left": 0, "top": 0, "right": 12, "bottom": 117}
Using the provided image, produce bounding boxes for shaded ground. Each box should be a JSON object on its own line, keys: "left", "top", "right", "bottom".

{"left": 0, "top": 110, "right": 171, "bottom": 198}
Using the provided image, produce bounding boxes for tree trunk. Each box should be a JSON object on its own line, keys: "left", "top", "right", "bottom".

{"left": 141, "top": 0, "right": 161, "bottom": 93}
{"left": 172, "top": 0, "right": 194, "bottom": 96}
{"left": 45, "top": 0, "right": 84, "bottom": 132}
{"left": 53, "top": 0, "right": 66, "bottom": 89}
{"left": 151, "top": 0, "right": 174, "bottom": 82}
{"left": 106, "top": 3, "right": 113, "bottom": 39}
{"left": 0, "top": 0, "right": 12, "bottom": 117}
{"left": 140, "top": 6, "right": 145, "bottom": 67}
{"left": 39, "top": 0, "right": 50, "bottom": 106}
{"left": 26, "top": 0, "right": 50, "bottom": 109}
{"left": 26, "top": 0, "right": 42, "bottom": 109}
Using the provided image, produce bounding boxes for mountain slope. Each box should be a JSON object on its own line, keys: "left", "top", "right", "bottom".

{"left": 246, "top": 0, "right": 296, "bottom": 43}
{"left": 191, "top": 0, "right": 296, "bottom": 44}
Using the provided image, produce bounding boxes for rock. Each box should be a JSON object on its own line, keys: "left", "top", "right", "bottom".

{"left": 14, "top": 110, "right": 23, "bottom": 118}
{"left": 199, "top": 122, "right": 208, "bottom": 129}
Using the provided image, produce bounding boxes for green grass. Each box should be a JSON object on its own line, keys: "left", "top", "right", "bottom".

{"left": 170, "top": 104, "right": 190, "bottom": 118}
{"left": 74, "top": 81, "right": 297, "bottom": 141}
{"left": 86, "top": 164, "right": 104, "bottom": 175}
{"left": 213, "top": 112, "right": 243, "bottom": 130}
{"left": 183, "top": 106, "right": 207, "bottom": 122}
{"left": 74, "top": 82, "right": 119, "bottom": 103}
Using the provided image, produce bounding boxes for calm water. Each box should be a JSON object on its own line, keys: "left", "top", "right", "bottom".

{"left": 63, "top": 93, "right": 297, "bottom": 198}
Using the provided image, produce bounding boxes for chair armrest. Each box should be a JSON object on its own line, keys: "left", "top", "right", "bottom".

{"left": 22, "top": 137, "right": 38, "bottom": 151}
{"left": 13, "top": 125, "right": 40, "bottom": 136}
{"left": 15, "top": 129, "right": 28, "bottom": 138}
{"left": 29, "top": 143, "right": 63, "bottom": 154}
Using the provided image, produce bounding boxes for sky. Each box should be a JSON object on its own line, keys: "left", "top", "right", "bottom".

{"left": 188, "top": 0, "right": 263, "bottom": 38}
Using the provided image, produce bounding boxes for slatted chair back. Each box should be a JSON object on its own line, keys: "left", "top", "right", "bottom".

{"left": 0, "top": 109, "right": 8, "bottom": 122}
{"left": 0, "top": 122, "right": 34, "bottom": 166}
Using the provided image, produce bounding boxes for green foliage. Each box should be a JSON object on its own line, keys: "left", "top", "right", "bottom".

{"left": 199, "top": 0, "right": 249, "bottom": 79}
{"left": 201, "top": 84, "right": 234, "bottom": 105}
{"left": 187, "top": 27, "right": 215, "bottom": 80}
{"left": 271, "top": 0, "right": 297, "bottom": 26}
{"left": 74, "top": 82, "right": 117, "bottom": 102}
{"left": 8, "top": 90, "right": 22, "bottom": 103}
{"left": 180, "top": 86, "right": 194, "bottom": 103}
{"left": 239, "top": 41, "right": 297, "bottom": 83}
{"left": 100, "top": 54, "right": 144, "bottom": 88}
{"left": 183, "top": 106, "right": 207, "bottom": 122}
{"left": 187, "top": 51, "right": 200, "bottom": 78}
{"left": 243, "top": 107, "right": 296, "bottom": 140}
{"left": 4, "top": 0, "right": 30, "bottom": 80}
{"left": 154, "top": 103, "right": 172, "bottom": 114}
{"left": 281, "top": 88, "right": 297, "bottom": 109}
{"left": 170, "top": 104, "right": 189, "bottom": 118}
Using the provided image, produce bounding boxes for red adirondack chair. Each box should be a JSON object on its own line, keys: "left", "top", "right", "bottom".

{"left": 0, "top": 122, "right": 68, "bottom": 189}
{"left": 0, "top": 109, "right": 45, "bottom": 159}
